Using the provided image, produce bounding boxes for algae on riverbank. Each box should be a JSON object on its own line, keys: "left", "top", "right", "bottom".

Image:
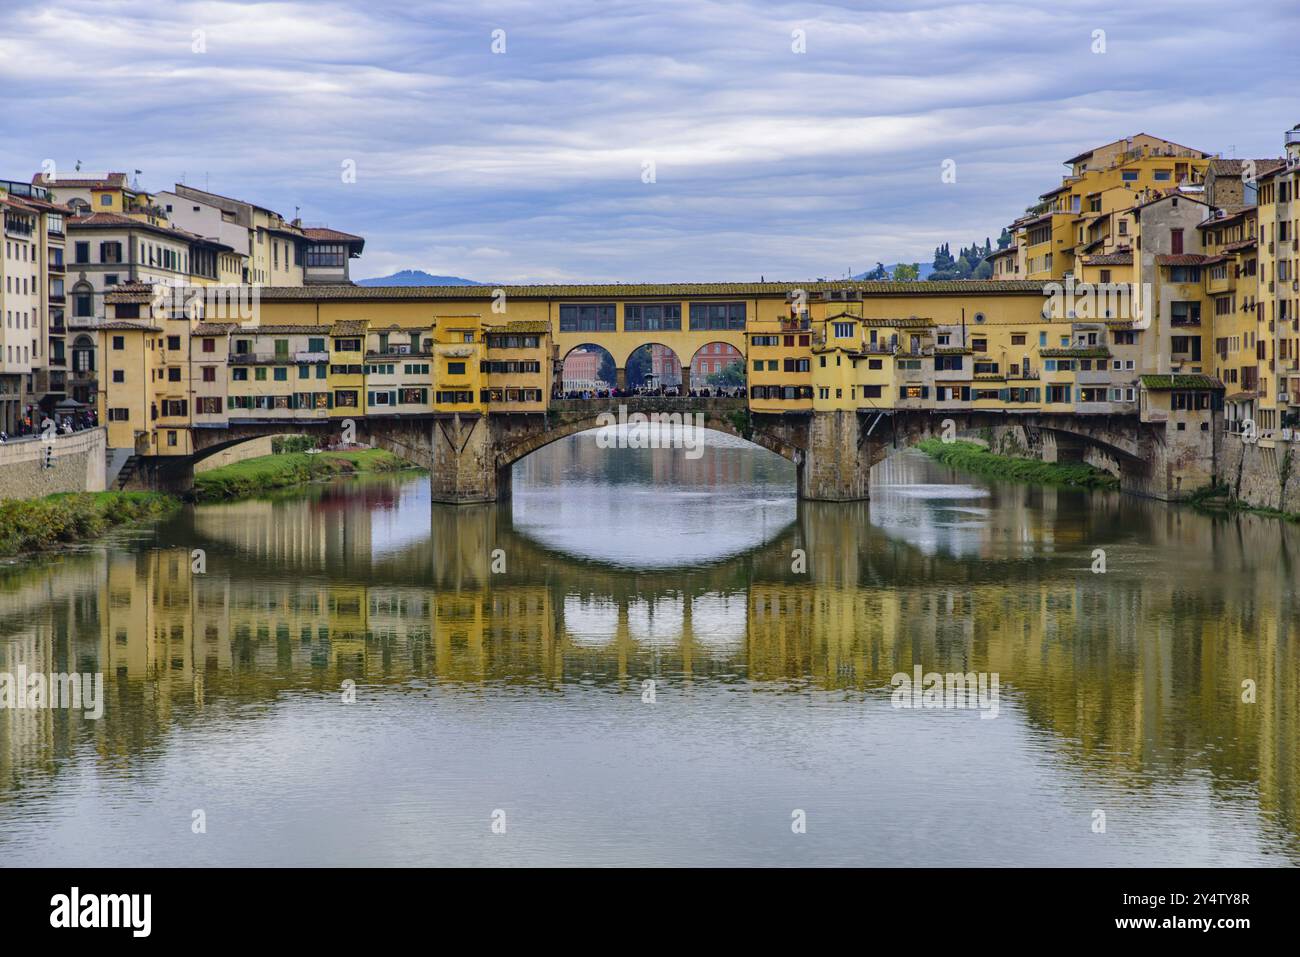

{"left": 916, "top": 439, "right": 1120, "bottom": 490}
{"left": 193, "top": 448, "right": 414, "bottom": 501}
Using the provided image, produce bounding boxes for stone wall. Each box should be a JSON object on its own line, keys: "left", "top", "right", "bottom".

{"left": 0, "top": 428, "right": 106, "bottom": 500}
{"left": 1220, "top": 433, "right": 1300, "bottom": 513}
{"left": 194, "top": 435, "right": 276, "bottom": 473}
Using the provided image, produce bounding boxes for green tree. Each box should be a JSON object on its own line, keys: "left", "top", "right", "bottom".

{"left": 706, "top": 360, "right": 746, "bottom": 389}
{"left": 625, "top": 346, "right": 651, "bottom": 388}
{"left": 894, "top": 262, "right": 921, "bottom": 282}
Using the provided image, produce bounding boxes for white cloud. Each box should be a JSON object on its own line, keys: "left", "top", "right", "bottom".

{"left": 1, "top": 0, "right": 1296, "bottom": 281}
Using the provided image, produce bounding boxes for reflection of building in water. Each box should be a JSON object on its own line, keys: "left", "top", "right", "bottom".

{"left": 192, "top": 497, "right": 374, "bottom": 567}
{"left": 1, "top": 479, "right": 1299, "bottom": 853}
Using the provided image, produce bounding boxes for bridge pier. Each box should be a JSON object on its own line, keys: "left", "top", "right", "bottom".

{"left": 429, "top": 414, "right": 506, "bottom": 504}
{"left": 797, "top": 410, "right": 871, "bottom": 501}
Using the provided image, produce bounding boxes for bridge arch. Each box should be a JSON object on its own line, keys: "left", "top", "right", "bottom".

{"left": 688, "top": 341, "right": 745, "bottom": 391}
{"left": 491, "top": 400, "right": 801, "bottom": 473}
{"left": 625, "top": 342, "right": 685, "bottom": 392}
{"left": 559, "top": 343, "right": 617, "bottom": 394}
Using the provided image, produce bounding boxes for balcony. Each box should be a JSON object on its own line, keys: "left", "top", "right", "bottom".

{"left": 295, "top": 350, "right": 330, "bottom": 362}
{"left": 364, "top": 348, "right": 429, "bottom": 360}
{"left": 229, "top": 352, "right": 292, "bottom": 365}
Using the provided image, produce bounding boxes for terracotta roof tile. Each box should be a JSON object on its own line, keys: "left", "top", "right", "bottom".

{"left": 1083, "top": 252, "right": 1133, "bottom": 266}
{"left": 255, "top": 280, "right": 1051, "bottom": 302}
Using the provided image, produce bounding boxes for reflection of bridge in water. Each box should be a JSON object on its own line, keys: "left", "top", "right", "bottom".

{"left": 2, "top": 470, "right": 1299, "bottom": 854}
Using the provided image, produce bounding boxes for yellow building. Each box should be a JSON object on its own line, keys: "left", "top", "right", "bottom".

{"left": 1255, "top": 126, "right": 1300, "bottom": 434}
{"left": 1008, "top": 135, "right": 1212, "bottom": 281}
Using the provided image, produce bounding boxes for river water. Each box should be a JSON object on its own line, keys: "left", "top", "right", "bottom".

{"left": 1, "top": 431, "right": 1297, "bottom": 866}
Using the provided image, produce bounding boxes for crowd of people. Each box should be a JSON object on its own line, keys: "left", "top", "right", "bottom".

{"left": 0, "top": 407, "right": 98, "bottom": 443}
{"left": 554, "top": 385, "right": 747, "bottom": 401}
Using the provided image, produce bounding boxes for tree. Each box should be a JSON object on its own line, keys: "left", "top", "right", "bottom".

{"left": 893, "top": 262, "right": 921, "bottom": 282}
{"left": 863, "top": 262, "right": 889, "bottom": 280}
{"left": 625, "top": 347, "right": 651, "bottom": 388}
{"left": 706, "top": 360, "right": 745, "bottom": 389}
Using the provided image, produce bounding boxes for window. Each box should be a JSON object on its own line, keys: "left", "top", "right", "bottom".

{"left": 447, "top": 361, "right": 466, "bottom": 375}
{"left": 274, "top": 367, "right": 287, "bottom": 381}
{"left": 1011, "top": 334, "right": 1026, "bottom": 345}
{"left": 558, "top": 303, "right": 616, "bottom": 332}
{"left": 1170, "top": 228, "right": 1184, "bottom": 255}
{"left": 198, "top": 397, "right": 222, "bottom": 414}
{"left": 624, "top": 303, "right": 681, "bottom": 331}
{"left": 74, "top": 241, "right": 89, "bottom": 264}
{"left": 112, "top": 335, "right": 125, "bottom": 350}
{"left": 108, "top": 408, "right": 129, "bottom": 421}
{"left": 833, "top": 321, "right": 854, "bottom": 338}
{"left": 168, "top": 367, "right": 181, "bottom": 382}
{"left": 201, "top": 338, "right": 216, "bottom": 353}
{"left": 112, "top": 370, "right": 124, "bottom": 383}
{"left": 254, "top": 367, "right": 267, "bottom": 381}
{"left": 202, "top": 366, "right": 216, "bottom": 382}
{"left": 232, "top": 368, "right": 248, "bottom": 381}
{"left": 689, "top": 302, "right": 746, "bottom": 330}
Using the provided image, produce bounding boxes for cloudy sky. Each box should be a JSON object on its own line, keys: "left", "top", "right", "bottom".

{"left": 1, "top": 0, "right": 1296, "bottom": 282}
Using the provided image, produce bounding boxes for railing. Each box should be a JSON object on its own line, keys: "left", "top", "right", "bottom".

{"left": 364, "top": 350, "right": 430, "bottom": 360}
{"left": 229, "top": 352, "right": 293, "bottom": 364}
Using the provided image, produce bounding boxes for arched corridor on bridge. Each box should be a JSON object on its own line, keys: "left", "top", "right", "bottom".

{"left": 560, "top": 344, "right": 616, "bottom": 394}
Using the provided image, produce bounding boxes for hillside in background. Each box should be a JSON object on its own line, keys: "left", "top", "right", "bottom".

{"left": 357, "top": 269, "right": 482, "bottom": 286}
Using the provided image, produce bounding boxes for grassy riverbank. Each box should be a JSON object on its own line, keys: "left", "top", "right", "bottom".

{"left": 916, "top": 439, "right": 1120, "bottom": 490}
{"left": 193, "top": 448, "right": 413, "bottom": 501}
{"left": 0, "top": 491, "right": 179, "bottom": 557}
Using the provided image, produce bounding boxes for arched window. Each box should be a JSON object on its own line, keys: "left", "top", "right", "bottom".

{"left": 72, "top": 281, "right": 94, "bottom": 318}
{"left": 72, "top": 334, "right": 95, "bottom": 373}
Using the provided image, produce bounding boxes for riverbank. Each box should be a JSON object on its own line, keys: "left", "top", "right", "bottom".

{"left": 916, "top": 439, "right": 1120, "bottom": 490}
{"left": 0, "top": 490, "right": 179, "bottom": 557}
{"left": 193, "top": 448, "right": 415, "bottom": 501}
{"left": 1189, "top": 483, "right": 1300, "bottom": 522}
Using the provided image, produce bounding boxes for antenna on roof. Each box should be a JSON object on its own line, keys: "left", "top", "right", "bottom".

{"left": 75, "top": 160, "right": 82, "bottom": 172}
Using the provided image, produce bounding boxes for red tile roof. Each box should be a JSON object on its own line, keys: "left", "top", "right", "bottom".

{"left": 1083, "top": 252, "right": 1133, "bottom": 266}
{"left": 302, "top": 226, "right": 364, "bottom": 243}
{"left": 32, "top": 172, "right": 128, "bottom": 189}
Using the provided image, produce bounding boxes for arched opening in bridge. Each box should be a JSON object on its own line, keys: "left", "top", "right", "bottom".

{"left": 510, "top": 424, "right": 797, "bottom": 568}
{"left": 560, "top": 344, "right": 617, "bottom": 396}
{"left": 625, "top": 343, "right": 684, "bottom": 394}
{"left": 689, "top": 342, "right": 744, "bottom": 395}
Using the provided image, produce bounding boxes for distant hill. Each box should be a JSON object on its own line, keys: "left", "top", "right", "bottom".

{"left": 357, "top": 269, "right": 482, "bottom": 286}
{"left": 851, "top": 263, "right": 935, "bottom": 280}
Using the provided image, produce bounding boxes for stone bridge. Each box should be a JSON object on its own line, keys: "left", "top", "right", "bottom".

{"left": 140, "top": 398, "right": 1214, "bottom": 503}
